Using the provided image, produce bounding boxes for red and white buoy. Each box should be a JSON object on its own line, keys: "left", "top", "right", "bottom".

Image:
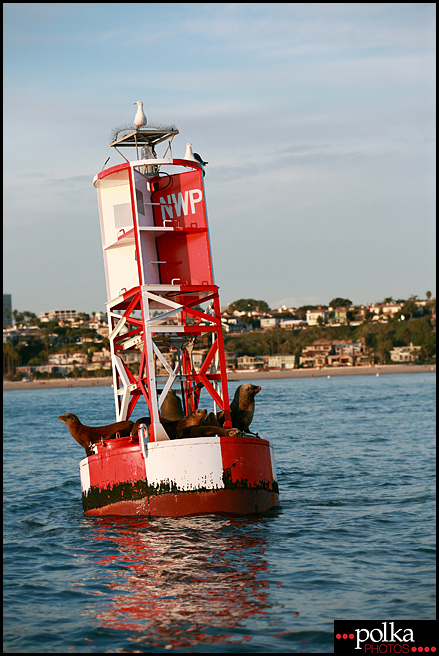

{"left": 80, "top": 116, "right": 279, "bottom": 516}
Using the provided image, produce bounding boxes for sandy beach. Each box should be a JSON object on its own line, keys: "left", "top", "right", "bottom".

{"left": 3, "top": 364, "right": 435, "bottom": 391}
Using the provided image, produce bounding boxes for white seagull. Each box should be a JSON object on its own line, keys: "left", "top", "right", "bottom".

{"left": 133, "top": 101, "right": 147, "bottom": 129}
{"left": 184, "top": 143, "right": 197, "bottom": 161}
{"left": 185, "top": 143, "right": 207, "bottom": 175}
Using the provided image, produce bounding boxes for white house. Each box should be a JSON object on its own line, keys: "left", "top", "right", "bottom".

{"left": 306, "top": 309, "right": 329, "bottom": 326}
{"left": 260, "top": 317, "right": 281, "bottom": 330}
{"left": 280, "top": 319, "right": 306, "bottom": 330}
{"left": 390, "top": 343, "right": 421, "bottom": 362}
{"left": 267, "top": 354, "right": 296, "bottom": 369}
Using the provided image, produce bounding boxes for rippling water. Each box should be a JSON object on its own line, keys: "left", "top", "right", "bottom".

{"left": 3, "top": 373, "right": 436, "bottom": 653}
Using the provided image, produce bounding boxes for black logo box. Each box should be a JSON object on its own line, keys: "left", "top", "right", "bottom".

{"left": 334, "top": 620, "right": 437, "bottom": 654}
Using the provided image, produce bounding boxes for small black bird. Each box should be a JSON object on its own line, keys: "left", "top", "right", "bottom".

{"left": 193, "top": 152, "right": 208, "bottom": 167}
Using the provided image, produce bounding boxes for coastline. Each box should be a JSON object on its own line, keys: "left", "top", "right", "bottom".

{"left": 3, "top": 364, "right": 435, "bottom": 391}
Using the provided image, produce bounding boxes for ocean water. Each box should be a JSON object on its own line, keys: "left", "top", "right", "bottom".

{"left": 3, "top": 373, "right": 436, "bottom": 653}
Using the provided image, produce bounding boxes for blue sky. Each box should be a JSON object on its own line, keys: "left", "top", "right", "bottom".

{"left": 3, "top": 3, "right": 436, "bottom": 315}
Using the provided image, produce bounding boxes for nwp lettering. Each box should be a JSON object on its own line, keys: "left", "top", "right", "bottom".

{"left": 159, "top": 189, "right": 203, "bottom": 220}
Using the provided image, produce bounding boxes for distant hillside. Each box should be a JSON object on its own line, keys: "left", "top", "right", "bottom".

{"left": 224, "top": 317, "right": 436, "bottom": 364}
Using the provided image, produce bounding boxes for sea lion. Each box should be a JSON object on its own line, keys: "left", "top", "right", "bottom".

{"left": 175, "top": 408, "right": 207, "bottom": 439}
{"left": 59, "top": 413, "right": 134, "bottom": 456}
{"left": 130, "top": 415, "right": 177, "bottom": 439}
{"left": 130, "top": 408, "right": 207, "bottom": 440}
{"left": 160, "top": 389, "right": 184, "bottom": 421}
{"left": 220, "top": 383, "right": 261, "bottom": 433}
{"left": 129, "top": 391, "right": 184, "bottom": 437}
{"left": 130, "top": 416, "right": 151, "bottom": 436}
{"left": 201, "top": 412, "right": 222, "bottom": 427}
{"left": 177, "top": 426, "right": 241, "bottom": 439}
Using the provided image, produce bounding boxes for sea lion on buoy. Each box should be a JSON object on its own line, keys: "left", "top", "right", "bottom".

{"left": 160, "top": 389, "right": 184, "bottom": 421}
{"left": 202, "top": 412, "right": 222, "bottom": 427}
{"left": 177, "top": 426, "right": 241, "bottom": 439}
{"left": 129, "top": 391, "right": 184, "bottom": 438}
{"left": 130, "top": 415, "right": 177, "bottom": 439}
{"left": 174, "top": 408, "right": 207, "bottom": 439}
{"left": 59, "top": 413, "right": 134, "bottom": 456}
{"left": 130, "top": 417, "right": 151, "bottom": 436}
{"left": 130, "top": 408, "right": 207, "bottom": 440}
{"left": 220, "top": 383, "right": 261, "bottom": 433}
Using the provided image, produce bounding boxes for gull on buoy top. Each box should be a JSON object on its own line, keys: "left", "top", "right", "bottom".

{"left": 133, "top": 101, "right": 147, "bottom": 129}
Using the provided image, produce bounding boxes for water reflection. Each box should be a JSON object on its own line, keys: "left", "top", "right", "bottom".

{"left": 81, "top": 514, "right": 276, "bottom": 649}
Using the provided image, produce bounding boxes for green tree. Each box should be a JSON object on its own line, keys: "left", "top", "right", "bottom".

{"left": 66, "top": 327, "right": 76, "bottom": 344}
{"left": 294, "top": 305, "right": 317, "bottom": 320}
{"left": 228, "top": 299, "right": 270, "bottom": 314}
{"left": 39, "top": 349, "right": 48, "bottom": 364}
{"left": 402, "top": 298, "right": 417, "bottom": 320}
{"left": 426, "top": 291, "right": 432, "bottom": 301}
{"left": 12, "top": 310, "right": 39, "bottom": 326}
{"left": 3, "top": 342, "right": 19, "bottom": 377}
{"left": 329, "top": 297, "right": 352, "bottom": 308}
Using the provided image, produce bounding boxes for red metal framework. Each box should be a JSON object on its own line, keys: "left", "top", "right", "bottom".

{"left": 94, "top": 158, "right": 232, "bottom": 442}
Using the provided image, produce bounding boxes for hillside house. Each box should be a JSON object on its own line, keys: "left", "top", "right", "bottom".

{"left": 381, "top": 303, "right": 403, "bottom": 316}
{"left": 191, "top": 349, "right": 208, "bottom": 371}
{"left": 327, "top": 354, "right": 354, "bottom": 366}
{"left": 221, "top": 316, "right": 248, "bottom": 333}
{"left": 3, "top": 325, "right": 44, "bottom": 346}
{"left": 39, "top": 309, "right": 78, "bottom": 322}
{"left": 299, "top": 339, "right": 333, "bottom": 368}
{"left": 260, "top": 317, "right": 281, "bottom": 330}
{"left": 306, "top": 309, "right": 329, "bottom": 326}
{"left": 224, "top": 351, "right": 238, "bottom": 370}
{"left": 280, "top": 319, "right": 306, "bottom": 330}
{"left": 390, "top": 343, "right": 421, "bottom": 362}
{"left": 333, "top": 342, "right": 364, "bottom": 357}
{"left": 236, "top": 355, "right": 265, "bottom": 370}
{"left": 48, "top": 351, "right": 88, "bottom": 365}
{"left": 91, "top": 348, "right": 111, "bottom": 363}
{"left": 327, "top": 341, "right": 371, "bottom": 366}
{"left": 328, "top": 307, "right": 349, "bottom": 325}
{"left": 267, "top": 354, "right": 296, "bottom": 369}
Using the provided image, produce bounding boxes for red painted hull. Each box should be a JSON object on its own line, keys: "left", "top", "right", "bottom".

{"left": 84, "top": 488, "right": 279, "bottom": 517}
{"left": 80, "top": 434, "right": 279, "bottom": 517}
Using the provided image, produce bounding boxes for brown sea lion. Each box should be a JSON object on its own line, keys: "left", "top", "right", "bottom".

{"left": 219, "top": 383, "right": 261, "bottom": 433}
{"left": 160, "top": 389, "right": 184, "bottom": 421}
{"left": 130, "top": 408, "right": 207, "bottom": 440}
{"left": 129, "top": 391, "right": 184, "bottom": 438}
{"left": 59, "top": 413, "right": 134, "bottom": 456}
{"left": 130, "top": 415, "right": 179, "bottom": 439}
{"left": 130, "top": 417, "right": 151, "bottom": 436}
{"left": 202, "top": 412, "right": 222, "bottom": 427}
{"left": 174, "top": 408, "right": 207, "bottom": 439}
{"left": 177, "top": 426, "right": 241, "bottom": 439}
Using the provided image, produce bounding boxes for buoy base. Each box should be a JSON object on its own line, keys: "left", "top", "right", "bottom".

{"left": 84, "top": 488, "right": 279, "bottom": 517}
{"left": 80, "top": 434, "right": 279, "bottom": 518}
